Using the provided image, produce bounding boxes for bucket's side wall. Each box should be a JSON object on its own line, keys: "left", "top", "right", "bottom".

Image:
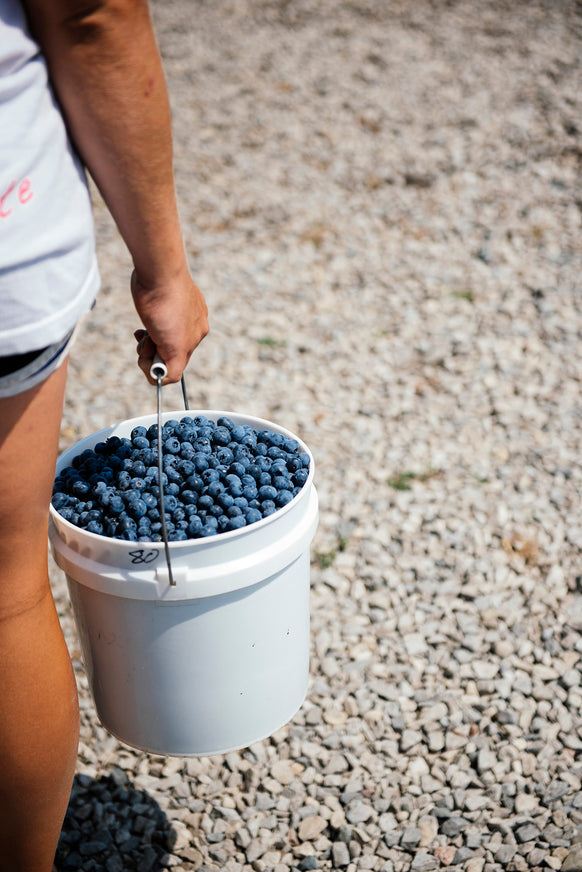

{"left": 65, "top": 553, "right": 311, "bottom": 756}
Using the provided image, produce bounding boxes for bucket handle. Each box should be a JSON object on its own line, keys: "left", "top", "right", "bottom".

{"left": 149, "top": 355, "right": 190, "bottom": 587}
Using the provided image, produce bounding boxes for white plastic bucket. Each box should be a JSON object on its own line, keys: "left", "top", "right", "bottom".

{"left": 49, "top": 411, "right": 318, "bottom": 756}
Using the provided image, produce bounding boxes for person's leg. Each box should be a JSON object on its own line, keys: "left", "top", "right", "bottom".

{"left": 0, "top": 360, "right": 79, "bottom": 872}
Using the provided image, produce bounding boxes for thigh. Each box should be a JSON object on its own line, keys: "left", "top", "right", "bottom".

{"left": 0, "top": 359, "right": 68, "bottom": 608}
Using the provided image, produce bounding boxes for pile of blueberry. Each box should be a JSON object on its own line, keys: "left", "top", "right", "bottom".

{"left": 52, "top": 415, "right": 310, "bottom": 542}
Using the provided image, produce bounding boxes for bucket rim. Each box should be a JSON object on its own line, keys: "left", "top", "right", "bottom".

{"left": 50, "top": 409, "right": 316, "bottom": 551}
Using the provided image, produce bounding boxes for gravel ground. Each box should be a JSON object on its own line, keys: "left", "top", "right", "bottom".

{"left": 50, "top": 1, "right": 582, "bottom": 870}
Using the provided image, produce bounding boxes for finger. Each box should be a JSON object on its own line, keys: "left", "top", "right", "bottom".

{"left": 136, "top": 334, "right": 158, "bottom": 384}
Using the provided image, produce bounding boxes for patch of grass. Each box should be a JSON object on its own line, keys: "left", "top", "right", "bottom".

{"left": 451, "top": 289, "right": 475, "bottom": 303}
{"left": 257, "top": 336, "right": 287, "bottom": 348}
{"left": 387, "top": 469, "right": 440, "bottom": 490}
{"left": 314, "top": 550, "right": 337, "bottom": 569}
{"left": 313, "top": 533, "right": 348, "bottom": 569}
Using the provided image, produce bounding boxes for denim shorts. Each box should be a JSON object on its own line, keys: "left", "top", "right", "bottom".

{"left": 0, "top": 330, "right": 74, "bottom": 398}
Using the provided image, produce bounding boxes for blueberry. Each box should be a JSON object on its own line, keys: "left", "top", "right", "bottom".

{"left": 188, "top": 516, "right": 203, "bottom": 537}
{"left": 127, "top": 499, "right": 147, "bottom": 520}
{"left": 262, "top": 503, "right": 277, "bottom": 517}
{"left": 261, "top": 500, "right": 276, "bottom": 515}
{"left": 116, "top": 529, "right": 138, "bottom": 541}
{"left": 109, "top": 495, "right": 125, "bottom": 515}
{"left": 131, "top": 426, "right": 147, "bottom": 441}
{"left": 231, "top": 445, "right": 251, "bottom": 465}
{"left": 72, "top": 479, "right": 91, "bottom": 498}
{"left": 103, "top": 435, "right": 121, "bottom": 454}
{"left": 197, "top": 494, "right": 214, "bottom": 511}
{"left": 217, "top": 416, "right": 235, "bottom": 430}
{"left": 242, "top": 484, "right": 258, "bottom": 501}
{"left": 206, "top": 480, "right": 225, "bottom": 498}
{"left": 215, "top": 447, "right": 234, "bottom": 467}
{"left": 162, "top": 419, "right": 180, "bottom": 435}
{"left": 192, "top": 453, "right": 210, "bottom": 472}
{"left": 298, "top": 452, "right": 311, "bottom": 468}
{"left": 164, "top": 467, "right": 181, "bottom": 485}
{"left": 244, "top": 507, "right": 262, "bottom": 525}
{"left": 174, "top": 422, "right": 195, "bottom": 441}
{"left": 194, "top": 437, "right": 212, "bottom": 455}
{"left": 162, "top": 494, "right": 178, "bottom": 512}
{"left": 212, "top": 426, "right": 231, "bottom": 447}
{"left": 86, "top": 520, "right": 104, "bottom": 535}
{"left": 275, "top": 489, "right": 293, "bottom": 507}
{"left": 246, "top": 463, "right": 262, "bottom": 481}
{"left": 179, "top": 442, "right": 195, "bottom": 458}
{"left": 137, "top": 448, "right": 155, "bottom": 466}
{"left": 164, "top": 436, "right": 181, "bottom": 455}
{"left": 185, "top": 474, "right": 204, "bottom": 493}
{"left": 293, "top": 469, "right": 309, "bottom": 487}
{"left": 178, "top": 460, "right": 196, "bottom": 477}
{"left": 258, "top": 485, "right": 277, "bottom": 502}
{"left": 273, "top": 474, "right": 290, "bottom": 490}
{"left": 181, "top": 490, "right": 199, "bottom": 506}
{"left": 117, "top": 517, "right": 137, "bottom": 533}
{"left": 202, "top": 468, "right": 220, "bottom": 484}
{"left": 199, "top": 523, "right": 217, "bottom": 537}
{"left": 170, "top": 530, "right": 188, "bottom": 541}
{"left": 226, "top": 514, "right": 247, "bottom": 531}
{"left": 258, "top": 471, "right": 272, "bottom": 487}
{"left": 52, "top": 492, "right": 69, "bottom": 509}
{"left": 217, "top": 492, "right": 234, "bottom": 510}
{"left": 228, "top": 462, "right": 246, "bottom": 478}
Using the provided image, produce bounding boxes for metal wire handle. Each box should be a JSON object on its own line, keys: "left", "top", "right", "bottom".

{"left": 149, "top": 356, "right": 190, "bottom": 587}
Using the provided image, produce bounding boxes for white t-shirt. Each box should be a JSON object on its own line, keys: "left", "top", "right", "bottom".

{"left": 0, "top": 0, "right": 100, "bottom": 354}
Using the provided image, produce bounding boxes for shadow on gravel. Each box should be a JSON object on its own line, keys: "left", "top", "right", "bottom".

{"left": 55, "top": 772, "right": 175, "bottom": 872}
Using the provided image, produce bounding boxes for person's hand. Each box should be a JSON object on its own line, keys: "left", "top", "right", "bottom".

{"left": 131, "top": 264, "right": 209, "bottom": 385}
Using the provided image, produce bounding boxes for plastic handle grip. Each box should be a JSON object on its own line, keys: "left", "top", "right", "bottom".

{"left": 150, "top": 354, "right": 168, "bottom": 380}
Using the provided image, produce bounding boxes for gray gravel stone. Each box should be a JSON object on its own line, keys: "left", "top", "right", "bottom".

{"left": 331, "top": 841, "right": 350, "bottom": 868}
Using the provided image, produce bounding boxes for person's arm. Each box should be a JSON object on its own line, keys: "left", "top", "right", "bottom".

{"left": 22, "top": 0, "right": 209, "bottom": 383}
